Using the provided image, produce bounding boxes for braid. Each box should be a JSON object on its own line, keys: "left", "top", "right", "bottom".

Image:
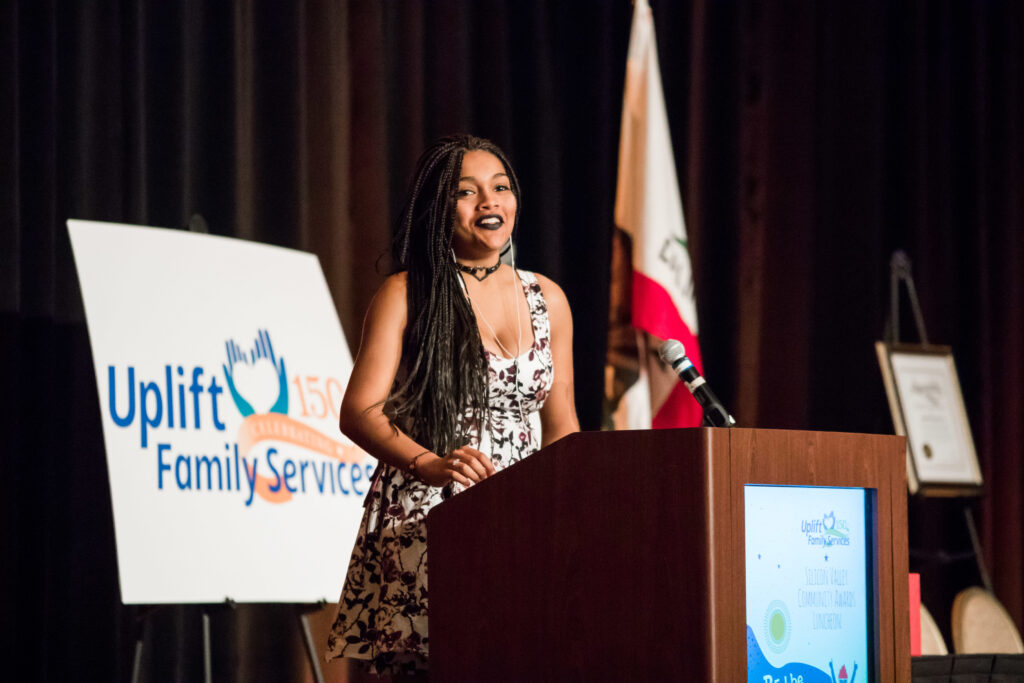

{"left": 387, "top": 135, "right": 521, "bottom": 458}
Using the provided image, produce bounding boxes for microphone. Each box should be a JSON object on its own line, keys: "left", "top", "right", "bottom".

{"left": 658, "top": 340, "right": 736, "bottom": 428}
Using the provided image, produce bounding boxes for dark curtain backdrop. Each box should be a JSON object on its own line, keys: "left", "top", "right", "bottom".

{"left": 3, "top": 0, "right": 1023, "bottom": 680}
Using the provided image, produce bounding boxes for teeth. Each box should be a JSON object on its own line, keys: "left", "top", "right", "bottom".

{"left": 478, "top": 217, "right": 502, "bottom": 226}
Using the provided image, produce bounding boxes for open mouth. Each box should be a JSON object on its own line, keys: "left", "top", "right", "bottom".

{"left": 475, "top": 214, "right": 504, "bottom": 230}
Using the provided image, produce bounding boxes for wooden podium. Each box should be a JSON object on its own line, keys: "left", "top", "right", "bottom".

{"left": 427, "top": 428, "right": 909, "bottom": 681}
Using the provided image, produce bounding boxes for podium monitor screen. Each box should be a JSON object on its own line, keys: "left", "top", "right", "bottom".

{"left": 744, "top": 485, "right": 876, "bottom": 683}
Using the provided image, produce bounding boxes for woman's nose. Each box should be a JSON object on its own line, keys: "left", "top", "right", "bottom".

{"left": 478, "top": 188, "right": 499, "bottom": 208}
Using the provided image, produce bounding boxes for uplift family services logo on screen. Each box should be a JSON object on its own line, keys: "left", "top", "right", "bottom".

{"left": 106, "top": 329, "right": 371, "bottom": 505}
{"left": 801, "top": 511, "right": 851, "bottom": 547}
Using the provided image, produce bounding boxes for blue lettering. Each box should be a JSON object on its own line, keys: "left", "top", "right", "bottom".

{"left": 337, "top": 462, "right": 349, "bottom": 495}
{"left": 175, "top": 454, "right": 192, "bottom": 489}
{"left": 157, "top": 443, "right": 172, "bottom": 489}
{"left": 196, "top": 455, "right": 223, "bottom": 490}
{"left": 152, "top": 442, "right": 371, "bottom": 502}
{"left": 164, "top": 366, "right": 175, "bottom": 428}
{"left": 243, "top": 458, "right": 258, "bottom": 506}
{"left": 189, "top": 367, "right": 204, "bottom": 429}
{"left": 208, "top": 376, "right": 226, "bottom": 430}
{"left": 224, "top": 454, "right": 232, "bottom": 490}
{"left": 177, "top": 367, "right": 187, "bottom": 428}
{"left": 266, "top": 447, "right": 282, "bottom": 493}
{"left": 313, "top": 461, "right": 328, "bottom": 493}
{"left": 224, "top": 444, "right": 232, "bottom": 489}
{"left": 140, "top": 380, "right": 162, "bottom": 448}
{"left": 108, "top": 366, "right": 135, "bottom": 427}
{"left": 351, "top": 462, "right": 364, "bottom": 495}
{"left": 282, "top": 458, "right": 297, "bottom": 493}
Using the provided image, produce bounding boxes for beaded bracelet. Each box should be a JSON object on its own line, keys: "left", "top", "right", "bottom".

{"left": 407, "top": 450, "right": 431, "bottom": 480}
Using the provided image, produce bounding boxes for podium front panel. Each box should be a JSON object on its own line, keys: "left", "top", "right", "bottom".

{"left": 427, "top": 428, "right": 908, "bottom": 682}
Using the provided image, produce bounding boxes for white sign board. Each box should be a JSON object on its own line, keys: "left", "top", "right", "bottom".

{"left": 68, "top": 220, "right": 370, "bottom": 604}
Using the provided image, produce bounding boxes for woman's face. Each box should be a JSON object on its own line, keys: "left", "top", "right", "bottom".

{"left": 451, "top": 149, "right": 517, "bottom": 260}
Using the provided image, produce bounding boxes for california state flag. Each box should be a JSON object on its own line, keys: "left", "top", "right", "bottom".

{"left": 606, "top": 0, "right": 703, "bottom": 430}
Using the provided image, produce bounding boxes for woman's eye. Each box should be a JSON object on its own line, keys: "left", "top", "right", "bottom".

{"left": 495, "top": 184, "right": 510, "bottom": 192}
{"left": 455, "top": 189, "right": 473, "bottom": 198}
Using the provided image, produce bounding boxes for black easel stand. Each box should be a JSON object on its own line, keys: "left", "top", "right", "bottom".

{"left": 298, "top": 602, "right": 327, "bottom": 683}
{"left": 129, "top": 601, "right": 326, "bottom": 682}
{"left": 129, "top": 602, "right": 225, "bottom": 683}
{"left": 885, "top": 250, "right": 992, "bottom": 593}
{"left": 130, "top": 606, "right": 159, "bottom": 683}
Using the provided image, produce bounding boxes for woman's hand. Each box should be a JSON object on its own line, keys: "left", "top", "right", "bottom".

{"left": 415, "top": 446, "right": 496, "bottom": 488}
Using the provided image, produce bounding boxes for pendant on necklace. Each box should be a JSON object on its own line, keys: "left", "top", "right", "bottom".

{"left": 456, "top": 259, "right": 501, "bottom": 281}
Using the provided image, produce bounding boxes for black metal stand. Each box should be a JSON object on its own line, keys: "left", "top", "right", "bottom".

{"left": 201, "top": 607, "right": 214, "bottom": 683}
{"left": 964, "top": 506, "right": 994, "bottom": 593}
{"left": 298, "top": 604, "right": 327, "bottom": 683}
{"left": 128, "top": 601, "right": 328, "bottom": 682}
{"left": 128, "top": 600, "right": 229, "bottom": 683}
{"left": 885, "top": 250, "right": 992, "bottom": 592}
{"left": 130, "top": 606, "right": 160, "bottom": 683}
{"left": 885, "top": 250, "right": 930, "bottom": 346}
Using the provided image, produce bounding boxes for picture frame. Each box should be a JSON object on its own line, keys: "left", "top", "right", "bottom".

{"left": 875, "top": 342, "right": 983, "bottom": 496}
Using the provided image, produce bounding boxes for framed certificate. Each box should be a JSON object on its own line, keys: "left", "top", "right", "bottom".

{"left": 875, "top": 342, "right": 983, "bottom": 496}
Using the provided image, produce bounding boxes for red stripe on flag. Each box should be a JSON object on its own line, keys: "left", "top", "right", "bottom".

{"left": 652, "top": 382, "right": 703, "bottom": 429}
{"left": 632, "top": 270, "right": 705, "bottom": 428}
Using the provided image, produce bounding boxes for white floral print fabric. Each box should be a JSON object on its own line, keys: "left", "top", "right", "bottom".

{"left": 327, "top": 271, "right": 553, "bottom": 675}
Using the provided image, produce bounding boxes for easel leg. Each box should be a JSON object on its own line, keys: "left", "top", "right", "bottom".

{"left": 299, "top": 609, "right": 326, "bottom": 683}
{"left": 964, "top": 504, "right": 994, "bottom": 593}
{"left": 131, "top": 628, "right": 145, "bottom": 683}
{"left": 202, "top": 610, "right": 213, "bottom": 683}
{"left": 130, "top": 606, "right": 156, "bottom": 683}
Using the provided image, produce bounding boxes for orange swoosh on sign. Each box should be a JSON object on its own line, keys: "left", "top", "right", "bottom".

{"left": 237, "top": 413, "right": 368, "bottom": 503}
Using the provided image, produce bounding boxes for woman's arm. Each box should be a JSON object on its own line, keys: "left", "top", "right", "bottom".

{"left": 339, "top": 273, "right": 494, "bottom": 486}
{"left": 536, "top": 274, "right": 581, "bottom": 447}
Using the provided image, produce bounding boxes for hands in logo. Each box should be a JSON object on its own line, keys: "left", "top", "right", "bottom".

{"left": 223, "top": 329, "right": 289, "bottom": 416}
{"left": 823, "top": 511, "right": 836, "bottom": 531}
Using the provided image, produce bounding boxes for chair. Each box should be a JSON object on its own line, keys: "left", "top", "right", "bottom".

{"left": 951, "top": 586, "right": 1024, "bottom": 654}
{"left": 920, "top": 603, "right": 949, "bottom": 655}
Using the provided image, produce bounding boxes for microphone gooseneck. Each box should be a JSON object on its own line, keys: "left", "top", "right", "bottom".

{"left": 658, "top": 340, "right": 736, "bottom": 428}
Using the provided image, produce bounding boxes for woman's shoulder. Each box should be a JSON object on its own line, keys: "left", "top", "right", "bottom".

{"left": 366, "top": 272, "right": 408, "bottom": 320}
{"left": 519, "top": 270, "right": 570, "bottom": 316}
{"left": 520, "top": 270, "right": 566, "bottom": 300}
{"left": 379, "top": 270, "right": 408, "bottom": 292}
{"left": 374, "top": 271, "right": 409, "bottom": 299}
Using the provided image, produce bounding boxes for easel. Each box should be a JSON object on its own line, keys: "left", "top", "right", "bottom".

{"left": 882, "top": 250, "right": 992, "bottom": 594}
{"left": 124, "top": 215, "right": 329, "bottom": 682}
{"left": 129, "top": 601, "right": 327, "bottom": 683}
{"left": 73, "top": 215, "right": 347, "bottom": 682}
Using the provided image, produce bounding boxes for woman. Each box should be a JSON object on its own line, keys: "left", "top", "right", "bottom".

{"left": 326, "top": 135, "right": 579, "bottom": 677}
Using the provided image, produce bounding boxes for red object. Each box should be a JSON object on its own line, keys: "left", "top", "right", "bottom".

{"left": 632, "top": 270, "right": 704, "bottom": 428}
{"left": 908, "top": 572, "right": 922, "bottom": 656}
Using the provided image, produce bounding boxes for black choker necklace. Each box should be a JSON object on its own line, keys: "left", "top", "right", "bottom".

{"left": 456, "top": 258, "right": 501, "bottom": 281}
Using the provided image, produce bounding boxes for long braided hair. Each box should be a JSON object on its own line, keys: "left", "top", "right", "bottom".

{"left": 387, "top": 135, "right": 522, "bottom": 458}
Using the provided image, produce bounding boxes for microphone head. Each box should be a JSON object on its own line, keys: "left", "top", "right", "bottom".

{"left": 658, "top": 339, "right": 686, "bottom": 366}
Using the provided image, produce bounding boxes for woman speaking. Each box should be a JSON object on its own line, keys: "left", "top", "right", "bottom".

{"left": 326, "top": 135, "right": 579, "bottom": 678}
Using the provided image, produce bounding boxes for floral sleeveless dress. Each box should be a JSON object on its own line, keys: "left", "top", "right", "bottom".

{"left": 326, "top": 270, "right": 554, "bottom": 675}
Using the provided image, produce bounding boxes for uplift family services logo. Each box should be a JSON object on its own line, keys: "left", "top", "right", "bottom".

{"left": 106, "top": 329, "right": 370, "bottom": 506}
{"left": 801, "top": 511, "right": 851, "bottom": 547}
